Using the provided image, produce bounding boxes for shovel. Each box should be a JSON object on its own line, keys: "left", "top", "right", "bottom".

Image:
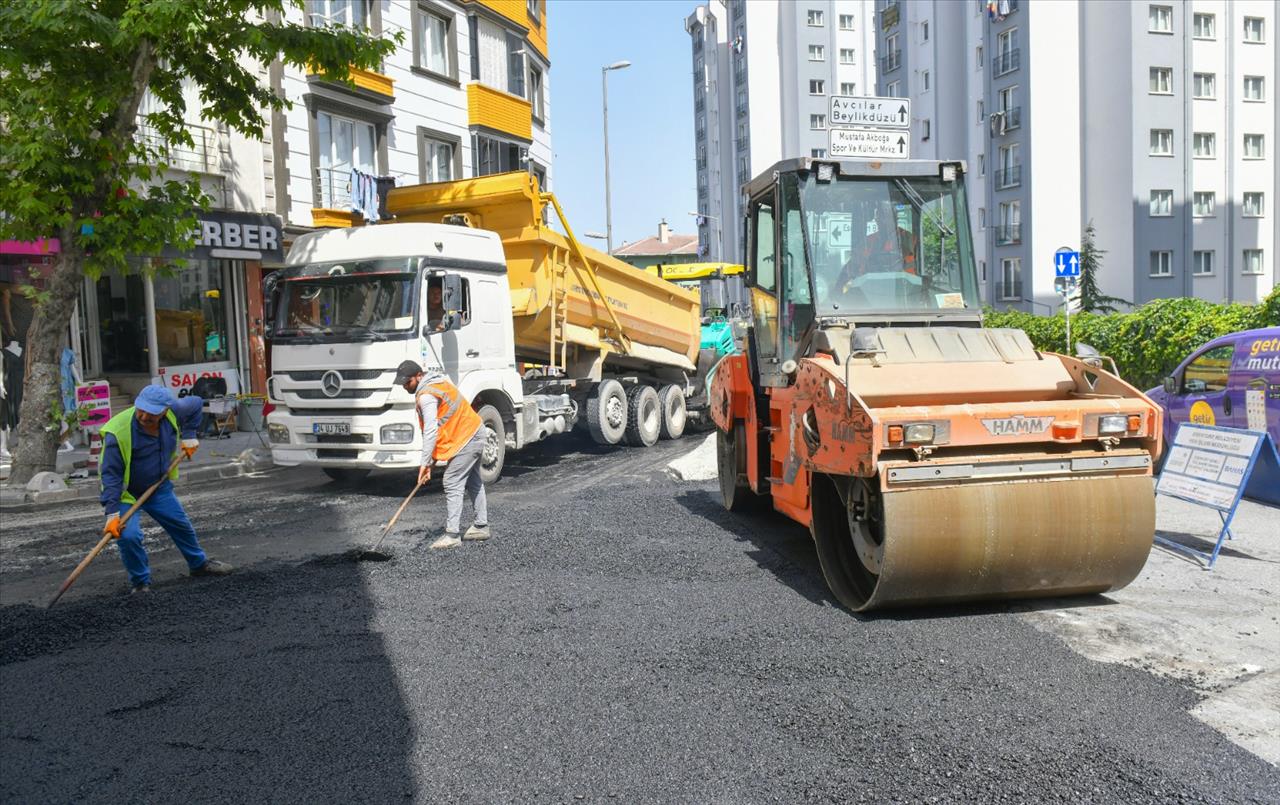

{"left": 48, "top": 452, "right": 187, "bottom": 608}
{"left": 357, "top": 478, "right": 425, "bottom": 562}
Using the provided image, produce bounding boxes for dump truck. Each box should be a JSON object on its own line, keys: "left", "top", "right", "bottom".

{"left": 265, "top": 172, "right": 712, "bottom": 484}
{"left": 710, "top": 158, "right": 1161, "bottom": 611}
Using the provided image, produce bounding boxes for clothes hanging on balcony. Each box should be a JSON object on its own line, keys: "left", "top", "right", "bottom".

{"left": 348, "top": 167, "right": 382, "bottom": 223}
{"left": 376, "top": 176, "right": 397, "bottom": 221}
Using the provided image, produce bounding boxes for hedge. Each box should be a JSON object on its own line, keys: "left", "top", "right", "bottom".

{"left": 983, "top": 287, "right": 1280, "bottom": 391}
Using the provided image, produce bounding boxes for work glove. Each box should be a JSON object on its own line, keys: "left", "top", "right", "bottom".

{"left": 418, "top": 465, "right": 432, "bottom": 485}
{"left": 181, "top": 438, "right": 200, "bottom": 459}
{"left": 103, "top": 514, "right": 123, "bottom": 539}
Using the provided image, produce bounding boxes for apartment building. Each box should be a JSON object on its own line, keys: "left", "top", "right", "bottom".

{"left": 686, "top": 0, "right": 877, "bottom": 262}
{"left": 876, "top": 0, "right": 1275, "bottom": 311}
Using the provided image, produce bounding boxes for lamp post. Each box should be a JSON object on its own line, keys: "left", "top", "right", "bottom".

{"left": 602, "top": 60, "right": 631, "bottom": 253}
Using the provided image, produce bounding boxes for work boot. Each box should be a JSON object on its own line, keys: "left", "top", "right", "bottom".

{"left": 131, "top": 583, "right": 151, "bottom": 594}
{"left": 430, "top": 533, "right": 462, "bottom": 550}
{"left": 190, "top": 559, "right": 234, "bottom": 577}
{"left": 463, "top": 524, "right": 490, "bottom": 541}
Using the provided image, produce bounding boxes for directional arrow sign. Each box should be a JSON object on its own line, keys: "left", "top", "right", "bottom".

{"left": 1054, "top": 248, "right": 1081, "bottom": 278}
{"left": 829, "top": 96, "right": 912, "bottom": 129}
{"left": 828, "top": 127, "right": 911, "bottom": 160}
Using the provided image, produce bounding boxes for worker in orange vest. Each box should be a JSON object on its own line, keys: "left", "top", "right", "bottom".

{"left": 394, "top": 360, "right": 489, "bottom": 549}
{"left": 836, "top": 204, "right": 918, "bottom": 293}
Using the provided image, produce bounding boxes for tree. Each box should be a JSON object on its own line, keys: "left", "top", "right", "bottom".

{"left": 0, "top": 1, "right": 397, "bottom": 485}
{"left": 1074, "top": 220, "right": 1130, "bottom": 314}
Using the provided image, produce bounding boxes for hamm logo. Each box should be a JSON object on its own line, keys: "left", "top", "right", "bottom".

{"left": 981, "top": 416, "right": 1054, "bottom": 437}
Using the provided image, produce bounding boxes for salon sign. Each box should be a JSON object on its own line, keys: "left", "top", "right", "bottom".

{"left": 154, "top": 362, "right": 241, "bottom": 396}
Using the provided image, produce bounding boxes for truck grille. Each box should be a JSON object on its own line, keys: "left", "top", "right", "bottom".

{"left": 294, "top": 388, "right": 377, "bottom": 400}
{"left": 317, "top": 449, "right": 359, "bottom": 460}
{"left": 284, "top": 369, "right": 385, "bottom": 381}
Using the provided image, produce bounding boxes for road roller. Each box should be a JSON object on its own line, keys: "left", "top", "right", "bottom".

{"left": 709, "top": 158, "right": 1160, "bottom": 611}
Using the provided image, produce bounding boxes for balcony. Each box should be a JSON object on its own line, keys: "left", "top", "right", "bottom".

{"left": 996, "top": 224, "right": 1022, "bottom": 245}
{"left": 880, "top": 2, "right": 900, "bottom": 30}
{"left": 993, "top": 48, "right": 1020, "bottom": 76}
{"left": 306, "top": 65, "right": 395, "bottom": 100}
{"left": 136, "top": 122, "right": 227, "bottom": 175}
{"left": 997, "top": 279, "right": 1023, "bottom": 301}
{"left": 880, "top": 49, "right": 901, "bottom": 73}
{"left": 995, "top": 165, "right": 1022, "bottom": 188}
{"left": 467, "top": 83, "right": 533, "bottom": 141}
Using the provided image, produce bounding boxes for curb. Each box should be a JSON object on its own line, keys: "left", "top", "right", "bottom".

{"left": 0, "top": 450, "right": 276, "bottom": 512}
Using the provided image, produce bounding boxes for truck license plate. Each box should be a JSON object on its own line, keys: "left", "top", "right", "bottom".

{"left": 312, "top": 422, "right": 351, "bottom": 436}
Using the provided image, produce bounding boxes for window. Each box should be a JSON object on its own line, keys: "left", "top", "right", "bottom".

{"left": 807, "top": 9, "right": 824, "bottom": 26}
{"left": 473, "top": 132, "right": 527, "bottom": 177}
{"left": 1244, "top": 17, "right": 1265, "bottom": 43}
{"left": 1148, "top": 5, "right": 1172, "bottom": 33}
{"left": 886, "top": 80, "right": 900, "bottom": 97}
{"left": 152, "top": 261, "right": 231, "bottom": 367}
{"left": 310, "top": 0, "right": 370, "bottom": 29}
{"left": 811, "top": 148, "right": 827, "bottom": 158}
{"left": 529, "top": 63, "right": 545, "bottom": 122}
{"left": 840, "top": 48, "right": 856, "bottom": 65}
{"left": 415, "top": 6, "right": 452, "bottom": 77}
{"left": 1149, "top": 67, "right": 1172, "bottom": 94}
{"left": 980, "top": 260, "right": 987, "bottom": 282}
{"left": 810, "top": 114, "right": 826, "bottom": 130}
{"left": 976, "top": 45, "right": 983, "bottom": 68}
{"left": 1194, "top": 12, "right": 1215, "bottom": 39}
{"left": 1244, "top": 134, "right": 1265, "bottom": 159}
{"left": 922, "top": 70, "right": 930, "bottom": 91}
{"left": 1183, "top": 345, "right": 1233, "bottom": 392}
{"left": 999, "top": 258, "right": 1021, "bottom": 300}
{"left": 475, "top": 17, "right": 517, "bottom": 94}
{"left": 978, "top": 154, "right": 985, "bottom": 176}
{"left": 1193, "top": 191, "right": 1215, "bottom": 217}
{"left": 1243, "top": 76, "right": 1264, "bottom": 101}
{"left": 922, "top": 20, "right": 930, "bottom": 41}
{"left": 420, "top": 133, "right": 455, "bottom": 183}
{"left": 315, "top": 110, "right": 376, "bottom": 209}
{"left": 998, "top": 85, "right": 1017, "bottom": 114}
{"left": 1193, "top": 132, "right": 1216, "bottom": 158}
{"left": 750, "top": 200, "right": 778, "bottom": 358}
{"left": 1244, "top": 193, "right": 1265, "bottom": 217}
{"left": 1150, "top": 189, "right": 1173, "bottom": 216}
{"left": 998, "top": 143, "right": 1020, "bottom": 187}
{"left": 979, "top": 207, "right": 986, "bottom": 229}
{"left": 1150, "top": 128, "right": 1173, "bottom": 156}
{"left": 527, "top": 0, "right": 541, "bottom": 22}
{"left": 840, "top": 82, "right": 856, "bottom": 95}
{"left": 809, "top": 79, "right": 826, "bottom": 95}
{"left": 808, "top": 44, "right": 825, "bottom": 61}
{"left": 995, "top": 29, "right": 1018, "bottom": 75}
{"left": 977, "top": 99, "right": 984, "bottom": 123}
{"left": 998, "top": 201, "right": 1021, "bottom": 244}
{"left": 922, "top": 119, "right": 931, "bottom": 141}
{"left": 1193, "top": 72, "right": 1216, "bottom": 99}
{"left": 839, "top": 14, "right": 855, "bottom": 30}
{"left": 1149, "top": 250, "right": 1173, "bottom": 276}
{"left": 1193, "top": 250, "right": 1214, "bottom": 276}
{"left": 1242, "top": 249, "right": 1264, "bottom": 275}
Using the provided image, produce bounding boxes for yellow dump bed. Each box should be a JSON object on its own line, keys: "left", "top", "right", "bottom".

{"left": 387, "top": 172, "right": 700, "bottom": 373}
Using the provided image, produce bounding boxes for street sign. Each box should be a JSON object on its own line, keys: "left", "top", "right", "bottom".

{"left": 1054, "top": 248, "right": 1080, "bottom": 278}
{"left": 829, "top": 127, "right": 911, "bottom": 160}
{"left": 829, "top": 96, "right": 911, "bottom": 129}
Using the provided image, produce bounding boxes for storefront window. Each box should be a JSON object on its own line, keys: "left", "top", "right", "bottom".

{"left": 152, "top": 259, "right": 232, "bottom": 366}
{"left": 95, "top": 273, "right": 149, "bottom": 373}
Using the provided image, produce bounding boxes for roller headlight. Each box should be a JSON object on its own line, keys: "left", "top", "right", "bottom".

{"left": 267, "top": 424, "right": 290, "bottom": 444}
{"left": 904, "top": 423, "right": 936, "bottom": 444}
{"left": 381, "top": 423, "right": 415, "bottom": 444}
{"left": 1098, "top": 415, "right": 1128, "bottom": 435}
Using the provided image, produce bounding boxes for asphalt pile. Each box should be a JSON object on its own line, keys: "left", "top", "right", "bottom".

{"left": 3, "top": 463, "right": 1279, "bottom": 802}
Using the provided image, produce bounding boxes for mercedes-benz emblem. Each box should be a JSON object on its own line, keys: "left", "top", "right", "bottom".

{"left": 320, "top": 370, "right": 342, "bottom": 398}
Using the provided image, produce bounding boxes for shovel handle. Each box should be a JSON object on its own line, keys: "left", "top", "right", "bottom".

{"left": 364, "top": 479, "right": 424, "bottom": 557}
{"left": 48, "top": 452, "right": 187, "bottom": 608}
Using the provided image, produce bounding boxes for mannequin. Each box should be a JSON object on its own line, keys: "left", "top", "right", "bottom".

{"left": 0, "top": 339, "right": 22, "bottom": 462}
{"left": 59, "top": 344, "right": 83, "bottom": 452}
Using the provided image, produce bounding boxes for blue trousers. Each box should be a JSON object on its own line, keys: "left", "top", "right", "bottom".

{"left": 116, "top": 483, "right": 207, "bottom": 586}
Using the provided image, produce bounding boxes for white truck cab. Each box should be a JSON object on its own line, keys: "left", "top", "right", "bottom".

{"left": 265, "top": 223, "right": 572, "bottom": 484}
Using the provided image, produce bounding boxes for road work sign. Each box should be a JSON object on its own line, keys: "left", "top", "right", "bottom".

{"left": 1054, "top": 249, "right": 1081, "bottom": 277}
{"left": 829, "top": 128, "right": 910, "bottom": 160}
{"left": 829, "top": 96, "right": 911, "bottom": 129}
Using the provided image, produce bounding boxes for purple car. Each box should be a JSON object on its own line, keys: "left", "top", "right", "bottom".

{"left": 1146, "top": 326, "right": 1280, "bottom": 503}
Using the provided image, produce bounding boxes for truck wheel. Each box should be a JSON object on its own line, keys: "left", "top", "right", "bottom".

{"left": 658, "top": 384, "right": 687, "bottom": 440}
{"left": 476, "top": 404, "right": 506, "bottom": 485}
{"left": 717, "top": 422, "right": 758, "bottom": 511}
{"left": 587, "top": 379, "right": 628, "bottom": 445}
{"left": 624, "top": 385, "right": 661, "bottom": 447}
{"left": 322, "top": 467, "right": 370, "bottom": 485}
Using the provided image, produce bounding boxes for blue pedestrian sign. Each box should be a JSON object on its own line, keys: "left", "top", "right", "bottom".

{"left": 1054, "top": 248, "right": 1081, "bottom": 278}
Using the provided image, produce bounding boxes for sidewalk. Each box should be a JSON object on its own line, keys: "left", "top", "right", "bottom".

{"left": 0, "top": 430, "right": 275, "bottom": 510}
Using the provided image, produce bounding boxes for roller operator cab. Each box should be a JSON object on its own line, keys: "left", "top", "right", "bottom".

{"left": 710, "top": 159, "right": 1162, "bottom": 612}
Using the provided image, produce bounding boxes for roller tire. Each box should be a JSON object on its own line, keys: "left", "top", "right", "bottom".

{"left": 586, "top": 379, "right": 628, "bottom": 446}
{"left": 476, "top": 404, "right": 506, "bottom": 485}
{"left": 717, "top": 421, "right": 759, "bottom": 511}
{"left": 657, "top": 384, "right": 687, "bottom": 440}
{"left": 322, "top": 467, "right": 370, "bottom": 485}
{"left": 624, "top": 385, "right": 662, "bottom": 447}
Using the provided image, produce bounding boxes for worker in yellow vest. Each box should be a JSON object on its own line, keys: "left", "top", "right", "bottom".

{"left": 394, "top": 360, "right": 489, "bottom": 549}
{"left": 100, "top": 385, "right": 233, "bottom": 593}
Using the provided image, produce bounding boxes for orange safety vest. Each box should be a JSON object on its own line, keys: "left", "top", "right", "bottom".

{"left": 415, "top": 378, "right": 483, "bottom": 462}
{"left": 860, "top": 227, "right": 917, "bottom": 274}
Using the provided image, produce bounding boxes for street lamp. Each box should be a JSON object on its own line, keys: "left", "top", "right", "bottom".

{"left": 582, "top": 232, "right": 607, "bottom": 240}
{"left": 602, "top": 60, "right": 631, "bottom": 253}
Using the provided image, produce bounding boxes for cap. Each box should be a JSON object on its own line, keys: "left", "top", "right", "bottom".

{"left": 135, "top": 384, "right": 176, "bottom": 415}
{"left": 393, "top": 360, "right": 423, "bottom": 385}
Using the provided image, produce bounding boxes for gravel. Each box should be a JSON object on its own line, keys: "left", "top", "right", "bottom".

{"left": 3, "top": 439, "right": 1278, "bottom": 803}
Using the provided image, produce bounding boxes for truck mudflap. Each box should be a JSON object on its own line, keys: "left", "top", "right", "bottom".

{"left": 811, "top": 460, "right": 1155, "bottom": 612}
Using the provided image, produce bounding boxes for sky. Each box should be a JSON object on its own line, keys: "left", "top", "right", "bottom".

{"left": 548, "top": 0, "right": 697, "bottom": 251}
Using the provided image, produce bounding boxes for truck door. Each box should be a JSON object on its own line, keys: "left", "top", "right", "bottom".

{"left": 1171, "top": 341, "right": 1237, "bottom": 437}
{"left": 747, "top": 194, "right": 784, "bottom": 388}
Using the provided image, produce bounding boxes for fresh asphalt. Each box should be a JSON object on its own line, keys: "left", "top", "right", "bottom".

{"left": 2, "top": 433, "right": 1278, "bottom": 803}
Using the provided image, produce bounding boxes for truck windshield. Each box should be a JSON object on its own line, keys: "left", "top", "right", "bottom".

{"left": 788, "top": 172, "right": 980, "bottom": 316}
{"left": 273, "top": 259, "right": 418, "bottom": 342}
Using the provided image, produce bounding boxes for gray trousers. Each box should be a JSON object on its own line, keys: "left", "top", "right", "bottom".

{"left": 442, "top": 430, "right": 488, "bottom": 533}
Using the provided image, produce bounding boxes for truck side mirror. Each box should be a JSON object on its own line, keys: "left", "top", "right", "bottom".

{"left": 262, "top": 271, "right": 280, "bottom": 331}
{"left": 441, "top": 274, "right": 466, "bottom": 331}
{"left": 1163, "top": 376, "right": 1177, "bottom": 394}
